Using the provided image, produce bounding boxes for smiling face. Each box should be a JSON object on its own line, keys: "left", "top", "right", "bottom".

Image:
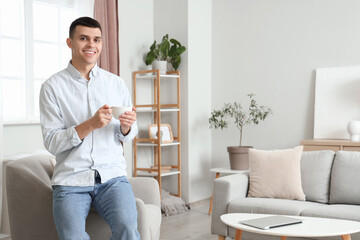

{"left": 66, "top": 25, "right": 102, "bottom": 69}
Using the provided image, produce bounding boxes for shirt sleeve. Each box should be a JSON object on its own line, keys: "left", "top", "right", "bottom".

{"left": 39, "top": 84, "right": 82, "bottom": 155}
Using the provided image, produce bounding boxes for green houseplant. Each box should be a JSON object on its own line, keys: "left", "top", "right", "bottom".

{"left": 209, "top": 94, "right": 272, "bottom": 169}
{"left": 145, "top": 34, "right": 186, "bottom": 72}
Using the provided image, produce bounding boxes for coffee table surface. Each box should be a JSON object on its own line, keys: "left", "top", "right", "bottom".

{"left": 221, "top": 213, "right": 360, "bottom": 238}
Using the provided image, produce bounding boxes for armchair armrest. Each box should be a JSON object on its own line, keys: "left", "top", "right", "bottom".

{"left": 211, "top": 172, "right": 249, "bottom": 237}
{"left": 129, "top": 177, "right": 161, "bottom": 208}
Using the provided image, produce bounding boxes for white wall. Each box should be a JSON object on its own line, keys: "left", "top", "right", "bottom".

{"left": 3, "top": 125, "right": 45, "bottom": 156}
{"left": 118, "top": 0, "right": 154, "bottom": 177}
{"left": 187, "top": 0, "right": 212, "bottom": 203}
{"left": 211, "top": 0, "right": 360, "bottom": 168}
{"left": 154, "top": 0, "right": 212, "bottom": 203}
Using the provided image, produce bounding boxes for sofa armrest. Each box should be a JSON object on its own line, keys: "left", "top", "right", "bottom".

{"left": 129, "top": 177, "right": 161, "bottom": 208}
{"left": 211, "top": 172, "right": 249, "bottom": 237}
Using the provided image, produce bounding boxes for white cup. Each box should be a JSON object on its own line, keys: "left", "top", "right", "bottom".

{"left": 112, "top": 106, "right": 132, "bottom": 119}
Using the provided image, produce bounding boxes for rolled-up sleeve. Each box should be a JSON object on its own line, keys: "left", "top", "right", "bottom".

{"left": 116, "top": 121, "right": 138, "bottom": 142}
{"left": 39, "top": 84, "right": 82, "bottom": 155}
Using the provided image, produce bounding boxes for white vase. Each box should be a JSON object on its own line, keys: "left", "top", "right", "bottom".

{"left": 152, "top": 61, "right": 167, "bottom": 74}
{"left": 347, "top": 120, "right": 360, "bottom": 141}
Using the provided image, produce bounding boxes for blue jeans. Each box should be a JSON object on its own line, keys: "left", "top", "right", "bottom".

{"left": 52, "top": 176, "right": 140, "bottom": 240}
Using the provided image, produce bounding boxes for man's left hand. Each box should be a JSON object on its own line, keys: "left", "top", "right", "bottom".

{"left": 119, "top": 106, "right": 136, "bottom": 135}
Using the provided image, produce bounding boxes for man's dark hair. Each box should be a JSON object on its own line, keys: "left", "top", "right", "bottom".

{"left": 69, "top": 17, "right": 102, "bottom": 38}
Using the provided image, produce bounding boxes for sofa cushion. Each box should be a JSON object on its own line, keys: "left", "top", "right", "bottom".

{"left": 330, "top": 151, "right": 360, "bottom": 204}
{"left": 300, "top": 204, "right": 360, "bottom": 222}
{"left": 228, "top": 197, "right": 322, "bottom": 216}
{"left": 247, "top": 146, "right": 305, "bottom": 201}
{"left": 300, "top": 150, "right": 335, "bottom": 203}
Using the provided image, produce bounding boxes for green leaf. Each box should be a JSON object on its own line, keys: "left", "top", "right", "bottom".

{"left": 145, "top": 52, "right": 157, "bottom": 65}
{"left": 170, "top": 38, "right": 181, "bottom": 46}
{"left": 150, "top": 41, "right": 156, "bottom": 51}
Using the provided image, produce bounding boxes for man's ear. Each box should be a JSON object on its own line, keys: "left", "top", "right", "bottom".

{"left": 66, "top": 38, "right": 72, "bottom": 48}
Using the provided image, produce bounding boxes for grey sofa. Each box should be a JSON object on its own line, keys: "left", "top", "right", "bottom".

{"left": 5, "top": 154, "right": 161, "bottom": 240}
{"left": 211, "top": 150, "right": 360, "bottom": 240}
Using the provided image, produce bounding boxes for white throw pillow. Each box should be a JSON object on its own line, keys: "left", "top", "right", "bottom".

{"left": 247, "top": 146, "right": 305, "bottom": 201}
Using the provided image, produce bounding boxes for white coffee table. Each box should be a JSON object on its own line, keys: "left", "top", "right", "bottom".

{"left": 221, "top": 213, "right": 360, "bottom": 240}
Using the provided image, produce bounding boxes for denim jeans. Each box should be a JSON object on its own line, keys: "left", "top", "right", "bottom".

{"left": 52, "top": 176, "right": 140, "bottom": 240}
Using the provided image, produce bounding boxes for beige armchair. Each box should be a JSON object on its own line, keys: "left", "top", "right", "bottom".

{"left": 5, "top": 154, "right": 161, "bottom": 240}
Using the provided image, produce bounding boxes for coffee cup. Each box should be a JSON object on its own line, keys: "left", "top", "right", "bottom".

{"left": 112, "top": 106, "right": 132, "bottom": 119}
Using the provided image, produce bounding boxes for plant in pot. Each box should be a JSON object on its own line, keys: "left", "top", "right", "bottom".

{"left": 209, "top": 94, "right": 272, "bottom": 170}
{"left": 145, "top": 34, "right": 186, "bottom": 73}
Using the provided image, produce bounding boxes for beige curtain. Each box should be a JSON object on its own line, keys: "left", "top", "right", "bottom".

{"left": 94, "top": 0, "right": 120, "bottom": 76}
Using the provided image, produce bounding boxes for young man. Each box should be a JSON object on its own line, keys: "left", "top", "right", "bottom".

{"left": 39, "top": 17, "right": 140, "bottom": 240}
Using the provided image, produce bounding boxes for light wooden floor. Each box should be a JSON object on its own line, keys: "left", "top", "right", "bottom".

{"left": 160, "top": 198, "right": 218, "bottom": 240}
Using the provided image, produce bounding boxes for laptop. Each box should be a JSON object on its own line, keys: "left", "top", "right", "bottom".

{"left": 240, "top": 215, "right": 302, "bottom": 230}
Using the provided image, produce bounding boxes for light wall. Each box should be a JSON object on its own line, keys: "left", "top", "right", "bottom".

{"left": 118, "top": 0, "right": 154, "bottom": 176}
{"left": 154, "top": 0, "right": 212, "bottom": 203}
{"left": 211, "top": 0, "right": 360, "bottom": 168}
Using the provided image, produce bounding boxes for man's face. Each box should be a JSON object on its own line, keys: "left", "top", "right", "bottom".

{"left": 66, "top": 25, "right": 102, "bottom": 67}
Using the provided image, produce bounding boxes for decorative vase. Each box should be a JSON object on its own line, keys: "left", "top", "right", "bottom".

{"left": 347, "top": 120, "right": 360, "bottom": 141}
{"left": 152, "top": 60, "right": 167, "bottom": 74}
{"left": 227, "top": 146, "right": 253, "bottom": 170}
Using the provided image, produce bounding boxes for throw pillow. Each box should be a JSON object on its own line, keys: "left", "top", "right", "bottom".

{"left": 247, "top": 146, "right": 305, "bottom": 201}
{"left": 329, "top": 151, "right": 360, "bottom": 204}
{"left": 301, "top": 150, "right": 335, "bottom": 203}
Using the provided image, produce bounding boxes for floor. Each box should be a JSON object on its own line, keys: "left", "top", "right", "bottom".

{"left": 160, "top": 198, "right": 218, "bottom": 240}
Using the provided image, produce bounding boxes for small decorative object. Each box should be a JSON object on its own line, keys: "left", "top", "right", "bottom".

{"left": 347, "top": 120, "right": 360, "bottom": 141}
{"left": 209, "top": 94, "right": 272, "bottom": 170}
{"left": 145, "top": 34, "right": 186, "bottom": 73}
{"left": 148, "top": 124, "right": 174, "bottom": 143}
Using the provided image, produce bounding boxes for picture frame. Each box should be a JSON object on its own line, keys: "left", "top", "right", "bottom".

{"left": 148, "top": 124, "right": 174, "bottom": 143}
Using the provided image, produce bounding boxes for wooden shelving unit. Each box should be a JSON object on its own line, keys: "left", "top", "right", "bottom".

{"left": 133, "top": 69, "right": 181, "bottom": 197}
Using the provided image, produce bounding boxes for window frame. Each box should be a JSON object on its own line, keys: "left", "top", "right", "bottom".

{"left": 1, "top": 0, "right": 92, "bottom": 125}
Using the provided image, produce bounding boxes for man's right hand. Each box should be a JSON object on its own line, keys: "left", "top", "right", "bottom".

{"left": 75, "top": 104, "right": 112, "bottom": 140}
{"left": 90, "top": 104, "right": 113, "bottom": 129}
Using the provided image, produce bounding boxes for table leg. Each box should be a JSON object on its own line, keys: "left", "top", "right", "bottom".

{"left": 208, "top": 172, "right": 220, "bottom": 215}
{"left": 280, "top": 237, "right": 287, "bottom": 240}
{"left": 218, "top": 236, "right": 225, "bottom": 240}
{"left": 342, "top": 235, "right": 351, "bottom": 240}
{"left": 235, "top": 229, "right": 242, "bottom": 240}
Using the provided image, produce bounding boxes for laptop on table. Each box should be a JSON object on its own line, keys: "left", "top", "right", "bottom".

{"left": 240, "top": 215, "right": 303, "bottom": 230}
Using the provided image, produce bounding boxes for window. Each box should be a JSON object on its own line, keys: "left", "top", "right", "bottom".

{"left": 0, "top": 0, "right": 93, "bottom": 124}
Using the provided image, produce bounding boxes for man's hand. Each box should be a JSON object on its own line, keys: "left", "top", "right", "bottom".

{"left": 90, "top": 104, "right": 112, "bottom": 129}
{"left": 119, "top": 106, "right": 136, "bottom": 135}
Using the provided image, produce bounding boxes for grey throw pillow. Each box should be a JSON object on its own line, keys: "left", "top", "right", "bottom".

{"left": 329, "top": 151, "right": 360, "bottom": 204}
{"left": 301, "top": 150, "right": 335, "bottom": 203}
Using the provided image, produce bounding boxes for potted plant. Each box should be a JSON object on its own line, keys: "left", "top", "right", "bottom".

{"left": 209, "top": 94, "right": 272, "bottom": 169}
{"left": 145, "top": 34, "right": 186, "bottom": 73}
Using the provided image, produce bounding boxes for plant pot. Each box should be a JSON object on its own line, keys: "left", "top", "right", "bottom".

{"left": 227, "top": 146, "right": 253, "bottom": 170}
{"left": 152, "top": 60, "right": 167, "bottom": 74}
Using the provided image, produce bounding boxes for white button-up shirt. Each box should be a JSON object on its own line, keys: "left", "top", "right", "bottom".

{"left": 39, "top": 63, "right": 138, "bottom": 186}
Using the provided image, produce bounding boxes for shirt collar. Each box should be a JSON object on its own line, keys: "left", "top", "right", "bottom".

{"left": 67, "top": 61, "right": 99, "bottom": 80}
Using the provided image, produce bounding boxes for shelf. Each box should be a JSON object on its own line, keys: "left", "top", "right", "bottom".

{"left": 136, "top": 108, "right": 180, "bottom": 113}
{"left": 133, "top": 69, "right": 181, "bottom": 196}
{"left": 135, "top": 74, "right": 179, "bottom": 79}
{"left": 136, "top": 141, "right": 180, "bottom": 147}
{"left": 136, "top": 170, "right": 180, "bottom": 177}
